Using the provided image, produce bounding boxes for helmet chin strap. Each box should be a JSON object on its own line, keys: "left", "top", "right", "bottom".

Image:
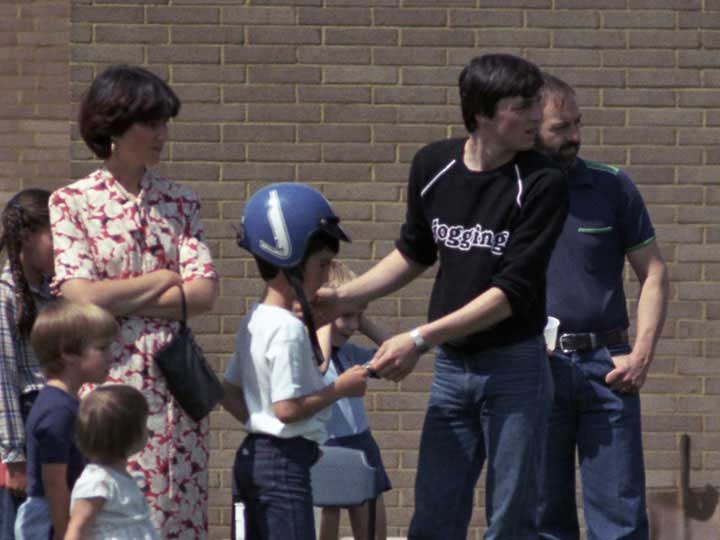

{"left": 283, "top": 267, "right": 324, "bottom": 367}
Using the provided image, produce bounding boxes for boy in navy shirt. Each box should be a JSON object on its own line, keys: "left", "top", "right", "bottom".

{"left": 15, "top": 300, "right": 117, "bottom": 540}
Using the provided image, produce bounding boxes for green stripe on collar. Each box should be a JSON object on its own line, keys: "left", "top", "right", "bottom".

{"left": 578, "top": 226, "right": 613, "bottom": 234}
{"left": 584, "top": 160, "right": 620, "bottom": 176}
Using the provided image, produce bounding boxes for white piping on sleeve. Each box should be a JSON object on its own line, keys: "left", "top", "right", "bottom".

{"left": 514, "top": 164, "right": 523, "bottom": 208}
{"left": 420, "top": 159, "right": 456, "bottom": 198}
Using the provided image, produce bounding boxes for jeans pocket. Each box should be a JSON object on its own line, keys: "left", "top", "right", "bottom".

{"left": 429, "top": 350, "right": 466, "bottom": 409}
{"left": 586, "top": 347, "right": 615, "bottom": 380}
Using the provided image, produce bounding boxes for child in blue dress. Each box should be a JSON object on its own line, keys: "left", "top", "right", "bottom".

{"left": 318, "top": 261, "right": 392, "bottom": 540}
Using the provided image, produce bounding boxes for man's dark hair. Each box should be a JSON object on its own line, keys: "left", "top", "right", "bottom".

{"left": 541, "top": 72, "right": 576, "bottom": 103}
{"left": 459, "top": 54, "right": 543, "bottom": 132}
{"left": 79, "top": 64, "right": 180, "bottom": 159}
{"left": 254, "top": 231, "right": 340, "bottom": 281}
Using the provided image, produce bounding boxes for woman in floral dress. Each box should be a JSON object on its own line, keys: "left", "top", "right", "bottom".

{"left": 49, "top": 65, "right": 218, "bottom": 539}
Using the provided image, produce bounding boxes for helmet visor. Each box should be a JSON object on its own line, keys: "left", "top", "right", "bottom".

{"left": 319, "top": 216, "right": 351, "bottom": 243}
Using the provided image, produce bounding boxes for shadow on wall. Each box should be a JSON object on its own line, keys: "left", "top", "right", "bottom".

{"left": 648, "top": 434, "right": 720, "bottom": 540}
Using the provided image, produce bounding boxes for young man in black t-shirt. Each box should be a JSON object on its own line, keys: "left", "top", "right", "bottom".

{"left": 317, "top": 54, "right": 568, "bottom": 539}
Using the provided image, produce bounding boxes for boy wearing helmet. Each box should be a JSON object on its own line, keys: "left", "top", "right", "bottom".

{"left": 222, "top": 183, "right": 369, "bottom": 540}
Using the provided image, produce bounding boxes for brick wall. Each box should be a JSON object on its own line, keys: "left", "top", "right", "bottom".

{"left": 0, "top": 1, "right": 69, "bottom": 200}
{"left": 5, "top": 1, "right": 719, "bottom": 538}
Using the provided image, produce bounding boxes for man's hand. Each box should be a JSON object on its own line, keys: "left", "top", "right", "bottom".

{"left": 605, "top": 353, "right": 650, "bottom": 393}
{"left": 370, "top": 333, "right": 422, "bottom": 382}
{"left": 311, "top": 286, "right": 347, "bottom": 327}
{"left": 5, "top": 462, "right": 26, "bottom": 497}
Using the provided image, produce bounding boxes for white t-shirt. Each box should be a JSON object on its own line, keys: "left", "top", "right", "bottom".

{"left": 224, "top": 303, "right": 330, "bottom": 443}
{"left": 70, "top": 463, "right": 158, "bottom": 540}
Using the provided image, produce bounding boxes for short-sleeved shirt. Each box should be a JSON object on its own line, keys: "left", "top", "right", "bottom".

{"left": 546, "top": 158, "right": 656, "bottom": 333}
{"left": 224, "top": 303, "right": 330, "bottom": 444}
{"left": 322, "top": 343, "right": 374, "bottom": 438}
{"left": 25, "top": 385, "right": 86, "bottom": 497}
{"left": 71, "top": 463, "right": 159, "bottom": 540}
{"left": 397, "top": 138, "right": 569, "bottom": 352}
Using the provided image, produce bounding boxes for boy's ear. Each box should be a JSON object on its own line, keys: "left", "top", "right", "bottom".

{"left": 58, "top": 349, "right": 79, "bottom": 365}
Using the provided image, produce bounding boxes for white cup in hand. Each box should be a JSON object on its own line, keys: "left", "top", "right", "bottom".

{"left": 544, "top": 317, "right": 560, "bottom": 352}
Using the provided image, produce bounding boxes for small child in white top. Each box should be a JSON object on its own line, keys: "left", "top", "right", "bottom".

{"left": 64, "top": 385, "right": 157, "bottom": 540}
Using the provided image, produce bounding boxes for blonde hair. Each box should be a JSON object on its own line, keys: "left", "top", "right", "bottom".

{"left": 325, "top": 260, "right": 357, "bottom": 289}
{"left": 75, "top": 385, "right": 148, "bottom": 464}
{"left": 30, "top": 299, "right": 118, "bottom": 376}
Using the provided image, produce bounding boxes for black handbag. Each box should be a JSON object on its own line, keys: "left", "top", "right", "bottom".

{"left": 154, "top": 286, "right": 224, "bottom": 422}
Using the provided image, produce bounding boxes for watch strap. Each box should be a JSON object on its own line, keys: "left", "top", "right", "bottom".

{"left": 409, "top": 328, "right": 430, "bottom": 354}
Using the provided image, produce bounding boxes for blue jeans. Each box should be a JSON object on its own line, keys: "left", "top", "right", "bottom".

{"left": 14, "top": 497, "right": 50, "bottom": 540}
{"left": 233, "top": 433, "right": 320, "bottom": 540}
{"left": 537, "top": 345, "right": 648, "bottom": 540}
{"left": 408, "top": 336, "right": 553, "bottom": 540}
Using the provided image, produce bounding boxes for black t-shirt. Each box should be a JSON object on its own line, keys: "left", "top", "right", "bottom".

{"left": 396, "top": 138, "right": 569, "bottom": 352}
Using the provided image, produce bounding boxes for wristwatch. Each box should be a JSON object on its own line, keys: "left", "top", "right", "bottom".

{"left": 409, "top": 328, "right": 430, "bottom": 354}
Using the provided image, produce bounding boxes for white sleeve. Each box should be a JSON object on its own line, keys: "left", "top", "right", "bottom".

{"left": 224, "top": 351, "right": 243, "bottom": 387}
{"left": 269, "top": 336, "right": 317, "bottom": 404}
{"left": 71, "top": 464, "right": 113, "bottom": 502}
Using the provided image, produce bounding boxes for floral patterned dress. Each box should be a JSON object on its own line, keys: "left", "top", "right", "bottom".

{"left": 49, "top": 168, "right": 218, "bottom": 540}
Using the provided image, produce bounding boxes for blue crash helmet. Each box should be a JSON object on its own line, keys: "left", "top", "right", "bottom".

{"left": 237, "top": 182, "right": 351, "bottom": 268}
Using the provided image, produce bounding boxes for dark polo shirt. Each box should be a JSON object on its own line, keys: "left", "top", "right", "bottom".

{"left": 546, "top": 158, "right": 655, "bottom": 334}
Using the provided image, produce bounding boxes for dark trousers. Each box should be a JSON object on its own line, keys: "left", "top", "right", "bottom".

{"left": 0, "top": 487, "right": 21, "bottom": 540}
{"left": 1, "top": 391, "right": 38, "bottom": 540}
{"left": 234, "top": 433, "right": 320, "bottom": 540}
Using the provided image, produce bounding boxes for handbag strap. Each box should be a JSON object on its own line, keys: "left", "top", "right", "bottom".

{"left": 178, "top": 285, "right": 187, "bottom": 331}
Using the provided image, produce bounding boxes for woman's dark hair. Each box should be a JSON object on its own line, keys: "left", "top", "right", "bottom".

{"left": 75, "top": 385, "right": 149, "bottom": 464}
{"left": 79, "top": 64, "right": 181, "bottom": 159}
{"left": 0, "top": 189, "right": 51, "bottom": 337}
{"left": 459, "top": 54, "right": 543, "bottom": 133}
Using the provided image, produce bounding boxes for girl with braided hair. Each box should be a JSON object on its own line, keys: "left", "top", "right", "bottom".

{"left": 0, "top": 189, "right": 54, "bottom": 540}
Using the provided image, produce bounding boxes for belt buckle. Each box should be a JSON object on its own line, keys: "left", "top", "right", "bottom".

{"left": 559, "top": 334, "right": 574, "bottom": 354}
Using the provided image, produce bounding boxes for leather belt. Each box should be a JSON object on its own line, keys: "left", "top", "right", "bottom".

{"left": 558, "top": 328, "right": 628, "bottom": 353}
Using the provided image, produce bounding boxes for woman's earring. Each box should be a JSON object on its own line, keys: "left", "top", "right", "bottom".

{"left": 111, "top": 139, "right": 117, "bottom": 154}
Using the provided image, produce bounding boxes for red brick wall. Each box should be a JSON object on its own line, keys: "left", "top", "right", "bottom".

{"left": 6, "top": 1, "right": 720, "bottom": 538}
